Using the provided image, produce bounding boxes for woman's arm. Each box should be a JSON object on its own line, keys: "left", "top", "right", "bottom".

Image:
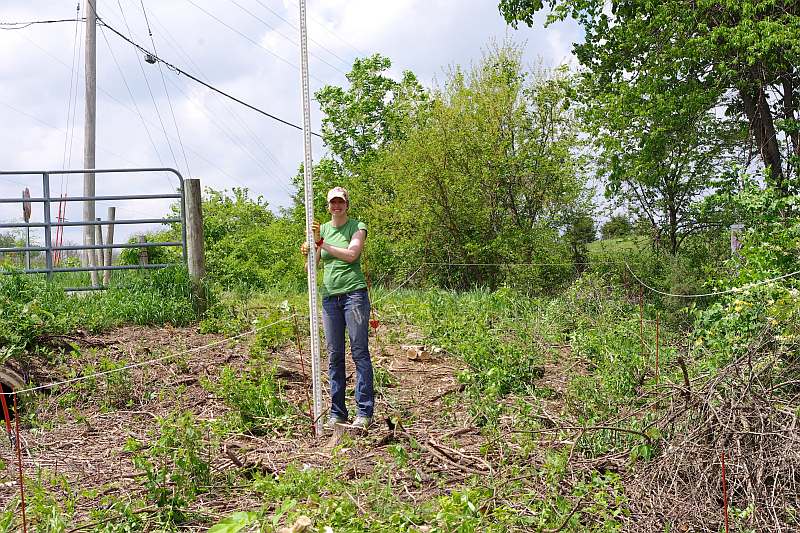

{"left": 320, "top": 229, "right": 366, "bottom": 264}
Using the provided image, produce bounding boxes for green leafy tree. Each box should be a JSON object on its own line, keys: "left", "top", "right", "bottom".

{"left": 564, "top": 211, "right": 596, "bottom": 270}
{"left": 595, "top": 92, "right": 742, "bottom": 254}
{"left": 601, "top": 215, "right": 632, "bottom": 240}
{"left": 134, "top": 189, "right": 305, "bottom": 291}
{"left": 499, "top": 0, "right": 800, "bottom": 195}
{"left": 293, "top": 54, "right": 428, "bottom": 219}
{"left": 371, "top": 44, "right": 587, "bottom": 290}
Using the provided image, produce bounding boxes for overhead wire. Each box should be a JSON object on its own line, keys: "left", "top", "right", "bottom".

{"left": 14, "top": 31, "right": 251, "bottom": 191}
{"left": 98, "top": 25, "right": 164, "bottom": 168}
{"left": 251, "top": 0, "right": 353, "bottom": 70}
{"left": 159, "top": 72, "right": 295, "bottom": 196}
{"left": 98, "top": 18, "right": 323, "bottom": 138}
{"left": 99, "top": 25, "right": 178, "bottom": 197}
{"left": 130, "top": 0, "right": 294, "bottom": 180}
{"left": 227, "top": 0, "right": 348, "bottom": 76}
{"left": 139, "top": 0, "right": 192, "bottom": 180}
{"left": 107, "top": 0, "right": 181, "bottom": 180}
{"left": 65, "top": 17, "right": 85, "bottom": 171}
{"left": 284, "top": 0, "right": 368, "bottom": 59}
{"left": 111, "top": 0, "right": 291, "bottom": 194}
{"left": 60, "top": 2, "right": 82, "bottom": 172}
{"left": 184, "top": 0, "right": 326, "bottom": 84}
{"left": 0, "top": 18, "right": 87, "bottom": 30}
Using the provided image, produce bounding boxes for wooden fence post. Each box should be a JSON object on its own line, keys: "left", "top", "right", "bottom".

{"left": 138, "top": 235, "right": 148, "bottom": 266}
{"left": 184, "top": 179, "right": 206, "bottom": 313}
{"left": 103, "top": 207, "right": 115, "bottom": 286}
{"left": 94, "top": 218, "right": 104, "bottom": 285}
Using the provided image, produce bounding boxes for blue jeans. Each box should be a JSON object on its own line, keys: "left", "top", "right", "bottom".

{"left": 322, "top": 288, "right": 374, "bottom": 420}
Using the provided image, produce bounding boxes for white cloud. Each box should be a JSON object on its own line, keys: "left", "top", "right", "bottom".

{"left": 1, "top": 0, "right": 581, "bottom": 245}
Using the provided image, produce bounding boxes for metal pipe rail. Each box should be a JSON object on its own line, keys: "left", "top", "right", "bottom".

{"left": 0, "top": 167, "right": 188, "bottom": 291}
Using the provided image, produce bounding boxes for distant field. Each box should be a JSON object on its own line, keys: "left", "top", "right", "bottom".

{"left": 588, "top": 236, "right": 650, "bottom": 258}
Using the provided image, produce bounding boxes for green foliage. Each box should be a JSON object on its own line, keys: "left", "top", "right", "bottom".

{"left": 366, "top": 45, "right": 586, "bottom": 289}
{"left": 0, "top": 267, "right": 198, "bottom": 366}
{"left": 151, "top": 188, "right": 306, "bottom": 292}
{"left": 499, "top": 0, "right": 800, "bottom": 195}
{"left": 0, "top": 274, "right": 60, "bottom": 362}
{"left": 130, "top": 412, "right": 212, "bottom": 527}
{"left": 692, "top": 185, "right": 800, "bottom": 368}
{"left": 395, "top": 287, "right": 548, "bottom": 425}
{"left": 250, "top": 306, "right": 296, "bottom": 353}
{"left": 295, "top": 54, "right": 429, "bottom": 221}
{"left": 564, "top": 211, "right": 597, "bottom": 267}
{"left": 118, "top": 231, "right": 181, "bottom": 266}
{"left": 600, "top": 215, "right": 633, "bottom": 240}
{"left": 210, "top": 362, "right": 298, "bottom": 435}
{"left": 207, "top": 511, "right": 259, "bottom": 533}
{"left": 200, "top": 189, "right": 304, "bottom": 291}
{"left": 88, "top": 497, "right": 147, "bottom": 532}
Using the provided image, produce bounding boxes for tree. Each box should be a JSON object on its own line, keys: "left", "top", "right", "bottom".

{"left": 593, "top": 84, "right": 742, "bottom": 254}
{"left": 601, "top": 215, "right": 632, "bottom": 240}
{"left": 371, "top": 44, "right": 587, "bottom": 290}
{"left": 316, "top": 54, "right": 427, "bottom": 173}
{"left": 499, "top": 0, "right": 800, "bottom": 195}
{"left": 292, "top": 54, "right": 427, "bottom": 222}
{"left": 564, "top": 211, "right": 596, "bottom": 270}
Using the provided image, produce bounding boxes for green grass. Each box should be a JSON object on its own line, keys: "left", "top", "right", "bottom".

{"left": 588, "top": 235, "right": 649, "bottom": 257}
{"left": 0, "top": 266, "right": 201, "bottom": 364}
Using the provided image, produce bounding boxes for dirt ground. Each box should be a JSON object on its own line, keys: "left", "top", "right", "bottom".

{"left": 0, "top": 323, "right": 495, "bottom": 526}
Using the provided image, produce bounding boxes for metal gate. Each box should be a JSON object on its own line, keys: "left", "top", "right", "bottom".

{"left": 0, "top": 167, "right": 187, "bottom": 291}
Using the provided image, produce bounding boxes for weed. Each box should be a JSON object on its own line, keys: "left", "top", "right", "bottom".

{"left": 251, "top": 307, "right": 296, "bottom": 354}
{"left": 209, "top": 362, "right": 299, "bottom": 436}
{"left": 131, "top": 412, "right": 212, "bottom": 528}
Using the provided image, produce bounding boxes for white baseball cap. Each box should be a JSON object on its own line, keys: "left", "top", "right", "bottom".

{"left": 326, "top": 186, "right": 349, "bottom": 203}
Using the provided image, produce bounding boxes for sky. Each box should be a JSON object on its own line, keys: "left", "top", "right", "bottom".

{"left": 0, "top": 0, "right": 580, "bottom": 248}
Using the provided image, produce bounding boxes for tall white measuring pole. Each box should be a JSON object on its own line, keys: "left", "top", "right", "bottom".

{"left": 298, "top": 0, "right": 323, "bottom": 437}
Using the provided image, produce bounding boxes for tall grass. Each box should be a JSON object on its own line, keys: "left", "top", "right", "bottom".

{"left": 0, "top": 266, "right": 200, "bottom": 363}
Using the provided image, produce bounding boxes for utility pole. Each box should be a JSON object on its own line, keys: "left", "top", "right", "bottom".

{"left": 84, "top": 0, "right": 98, "bottom": 285}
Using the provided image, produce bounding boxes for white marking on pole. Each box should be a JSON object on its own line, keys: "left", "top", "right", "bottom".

{"left": 298, "top": 0, "right": 323, "bottom": 437}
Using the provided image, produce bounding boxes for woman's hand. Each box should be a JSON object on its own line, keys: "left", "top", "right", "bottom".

{"left": 300, "top": 241, "right": 309, "bottom": 256}
{"left": 312, "top": 221, "right": 321, "bottom": 242}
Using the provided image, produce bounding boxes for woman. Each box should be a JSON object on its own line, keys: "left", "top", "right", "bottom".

{"left": 300, "top": 186, "right": 374, "bottom": 430}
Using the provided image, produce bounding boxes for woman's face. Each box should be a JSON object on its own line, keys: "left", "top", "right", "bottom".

{"left": 328, "top": 197, "right": 348, "bottom": 215}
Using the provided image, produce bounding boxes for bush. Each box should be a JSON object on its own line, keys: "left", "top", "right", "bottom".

{"left": 601, "top": 215, "right": 633, "bottom": 240}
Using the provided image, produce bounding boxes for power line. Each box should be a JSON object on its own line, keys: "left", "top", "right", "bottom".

{"left": 126, "top": 0, "right": 294, "bottom": 180}
{"left": 98, "top": 24, "right": 164, "bottom": 167}
{"left": 0, "top": 99, "right": 140, "bottom": 167}
{"left": 98, "top": 17, "right": 323, "bottom": 138}
{"left": 251, "top": 0, "right": 354, "bottom": 70}
{"left": 140, "top": 0, "right": 192, "bottom": 180}
{"left": 9, "top": 34, "right": 246, "bottom": 191}
{"left": 285, "top": 0, "right": 368, "bottom": 59}
{"left": 0, "top": 18, "right": 87, "bottom": 30}
{"left": 227, "top": 0, "right": 348, "bottom": 76}
{"left": 184, "top": 0, "right": 324, "bottom": 83}
{"left": 111, "top": 0, "right": 179, "bottom": 177}
{"left": 61, "top": 3, "right": 82, "bottom": 172}
{"left": 99, "top": 24, "right": 176, "bottom": 195}
{"left": 159, "top": 70, "right": 295, "bottom": 196}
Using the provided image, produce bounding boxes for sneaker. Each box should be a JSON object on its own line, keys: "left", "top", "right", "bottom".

{"left": 324, "top": 416, "right": 347, "bottom": 432}
{"left": 352, "top": 415, "right": 373, "bottom": 430}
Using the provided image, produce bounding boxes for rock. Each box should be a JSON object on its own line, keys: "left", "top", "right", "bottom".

{"left": 401, "top": 344, "right": 431, "bottom": 361}
{"left": 278, "top": 515, "right": 313, "bottom": 533}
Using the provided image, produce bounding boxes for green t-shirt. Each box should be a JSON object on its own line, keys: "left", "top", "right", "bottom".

{"left": 320, "top": 218, "right": 367, "bottom": 297}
